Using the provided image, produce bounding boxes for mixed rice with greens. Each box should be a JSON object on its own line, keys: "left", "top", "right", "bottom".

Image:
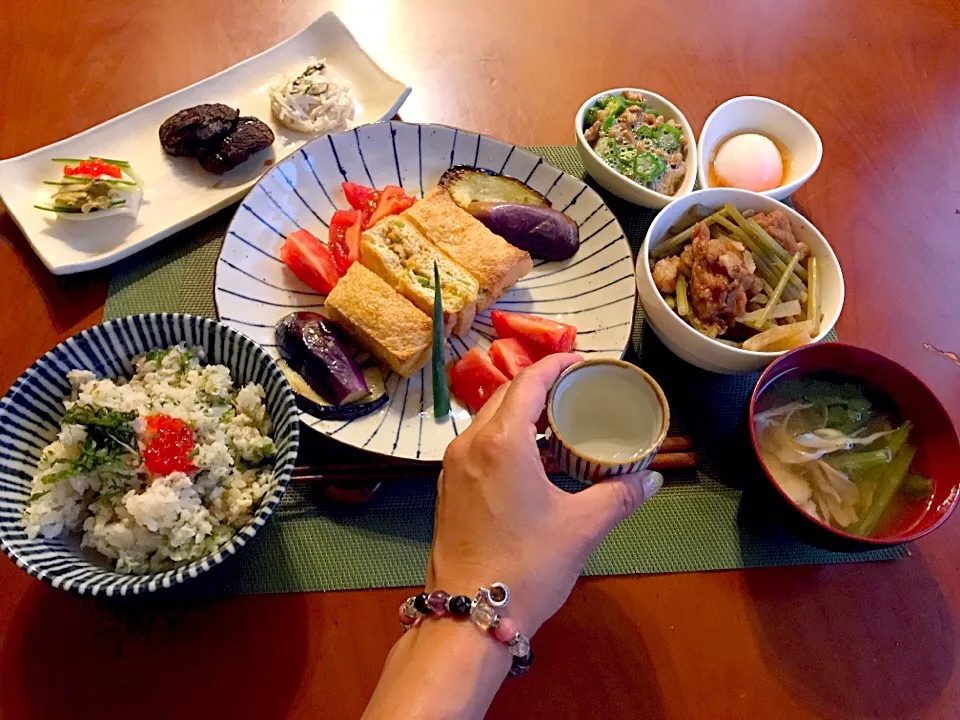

{"left": 22, "top": 345, "right": 276, "bottom": 574}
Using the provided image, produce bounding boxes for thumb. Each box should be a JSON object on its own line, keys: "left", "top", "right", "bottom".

{"left": 570, "top": 470, "right": 664, "bottom": 544}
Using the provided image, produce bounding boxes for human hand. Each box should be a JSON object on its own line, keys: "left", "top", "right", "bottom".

{"left": 426, "top": 353, "right": 663, "bottom": 636}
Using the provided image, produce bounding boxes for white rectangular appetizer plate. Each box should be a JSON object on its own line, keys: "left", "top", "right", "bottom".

{"left": 0, "top": 11, "right": 411, "bottom": 275}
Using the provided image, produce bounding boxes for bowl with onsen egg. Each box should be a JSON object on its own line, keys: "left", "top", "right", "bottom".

{"left": 697, "top": 96, "right": 822, "bottom": 200}
{"left": 636, "top": 187, "right": 844, "bottom": 374}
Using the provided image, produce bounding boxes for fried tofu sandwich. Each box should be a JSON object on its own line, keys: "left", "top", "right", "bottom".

{"left": 324, "top": 263, "right": 433, "bottom": 377}
{"left": 360, "top": 216, "right": 479, "bottom": 336}
{"left": 402, "top": 187, "right": 533, "bottom": 309}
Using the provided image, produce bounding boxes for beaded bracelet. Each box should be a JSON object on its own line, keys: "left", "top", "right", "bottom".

{"left": 399, "top": 582, "right": 534, "bottom": 677}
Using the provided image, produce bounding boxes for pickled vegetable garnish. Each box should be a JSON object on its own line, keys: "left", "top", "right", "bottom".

{"left": 35, "top": 157, "right": 141, "bottom": 216}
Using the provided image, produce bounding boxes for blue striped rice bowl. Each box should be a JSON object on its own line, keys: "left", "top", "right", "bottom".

{"left": 0, "top": 314, "right": 299, "bottom": 596}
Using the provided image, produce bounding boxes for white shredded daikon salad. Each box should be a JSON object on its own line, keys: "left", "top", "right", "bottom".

{"left": 269, "top": 58, "right": 355, "bottom": 134}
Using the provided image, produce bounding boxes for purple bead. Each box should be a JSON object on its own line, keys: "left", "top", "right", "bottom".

{"left": 427, "top": 591, "right": 449, "bottom": 615}
{"left": 449, "top": 595, "right": 472, "bottom": 616}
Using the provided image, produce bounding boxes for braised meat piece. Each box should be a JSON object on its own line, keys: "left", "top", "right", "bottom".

{"left": 196, "top": 117, "right": 275, "bottom": 174}
{"left": 752, "top": 209, "right": 809, "bottom": 261}
{"left": 159, "top": 103, "right": 239, "bottom": 157}
{"left": 683, "top": 222, "right": 762, "bottom": 338}
{"left": 652, "top": 255, "right": 687, "bottom": 294}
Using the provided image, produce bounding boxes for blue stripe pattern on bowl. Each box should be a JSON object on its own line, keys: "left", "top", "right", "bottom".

{"left": 548, "top": 432, "right": 657, "bottom": 485}
{"left": 0, "top": 313, "right": 300, "bottom": 597}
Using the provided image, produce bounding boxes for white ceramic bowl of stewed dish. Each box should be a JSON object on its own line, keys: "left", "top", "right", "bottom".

{"left": 697, "top": 96, "right": 822, "bottom": 201}
{"left": 575, "top": 88, "right": 698, "bottom": 209}
{"left": 636, "top": 188, "right": 844, "bottom": 374}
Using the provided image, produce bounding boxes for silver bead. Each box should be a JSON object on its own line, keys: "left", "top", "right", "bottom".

{"left": 476, "top": 582, "right": 510, "bottom": 609}
{"left": 489, "top": 582, "right": 510, "bottom": 607}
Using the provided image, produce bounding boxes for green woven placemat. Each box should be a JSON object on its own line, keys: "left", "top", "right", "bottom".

{"left": 105, "top": 146, "right": 905, "bottom": 595}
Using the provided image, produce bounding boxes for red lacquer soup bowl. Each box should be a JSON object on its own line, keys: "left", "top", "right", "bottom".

{"left": 749, "top": 343, "right": 960, "bottom": 545}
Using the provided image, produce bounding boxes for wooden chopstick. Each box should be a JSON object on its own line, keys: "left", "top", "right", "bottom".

{"left": 660, "top": 435, "right": 693, "bottom": 453}
{"left": 291, "top": 435, "right": 697, "bottom": 483}
{"left": 648, "top": 451, "right": 698, "bottom": 470}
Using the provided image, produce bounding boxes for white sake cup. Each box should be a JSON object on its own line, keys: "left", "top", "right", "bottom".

{"left": 547, "top": 359, "right": 669, "bottom": 484}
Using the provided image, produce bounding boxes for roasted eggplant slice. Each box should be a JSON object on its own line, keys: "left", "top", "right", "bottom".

{"left": 275, "top": 312, "right": 370, "bottom": 405}
{"left": 277, "top": 359, "right": 389, "bottom": 420}
{"left": 465, "top": 202, "right": 579, "bottom": 260}
{"left": 439, "top": 166, "right": 550, "bottom": 209}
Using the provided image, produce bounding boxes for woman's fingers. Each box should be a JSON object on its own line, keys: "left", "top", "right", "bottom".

{"left": 458, "top": 354, "right": 581, "bottom": 439}
{"left": 460, "top": 382, "right": 511, "bottom": 437}
{"left": 568, "top": 471, "right": 664, "bottom": 550}
{"left": 495, "top": 354, "right": 582, "bottom": 427}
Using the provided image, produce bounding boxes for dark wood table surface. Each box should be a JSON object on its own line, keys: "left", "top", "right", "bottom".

{"left": 2, "top": 1, "right": 959, "bottom": 718}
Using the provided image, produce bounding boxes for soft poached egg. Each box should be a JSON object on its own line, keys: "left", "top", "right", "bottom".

{"left": 712, "top": 133, "right": 784, "bottom": 192}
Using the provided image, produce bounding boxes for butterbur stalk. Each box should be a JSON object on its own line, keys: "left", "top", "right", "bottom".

{"left": 675, "top": 274, "right": 690, "bottom": 317}
{"left": 848, "top": 422, "right": 914, "bottom": 536}
{"left": 757, "top": 252, "right": 800, "bottom": 327}
{"left": 827, "top": 448, "right": 892, "bottom": 473}
{"left": 716, "top": 211, "right": 806, "bottom": 300}
{"left": 714, "top": 211, "right": 752, "bottom": 245}
{"left": 807, "top": 256, "right": 820, "bottom": 336}
{"left": 652, "top": 209, "right": 729, "bottom": 258}
{"left": 902, "top": 474, "right": 933, "bottom": 499}
{"left": 432, "top": 261, "right": 450, "bottom": 417}
{"left": 852, "top": 445, "right": 916, "bottom": 537}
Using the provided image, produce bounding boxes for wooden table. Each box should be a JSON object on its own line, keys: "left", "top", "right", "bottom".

{"left": 2, "top": 1, "right": 959, "bottom": 718}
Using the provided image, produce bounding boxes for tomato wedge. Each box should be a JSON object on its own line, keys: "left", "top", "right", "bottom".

{"left": 366, "top": 185, "right": 417, "bottom": 228}
{"left": 281, "top": 229, "right": 341, "bottom": 294}
{"left": 449, "top": 348, "right": 509, "bottom": 414}
{"left": 329, "top": 209, "right": 361, "bottom": 275}
{"left": 489, "top": 310, "right": 577, "bottom": 358}
{"left": 489, "top": 338, "right": 536, "bottom": 379}
{"left": 342, "top": 181, "right": 380, "bottom": 215}
{"left": 343, "top": 212, "right": 364, "bottom": 269}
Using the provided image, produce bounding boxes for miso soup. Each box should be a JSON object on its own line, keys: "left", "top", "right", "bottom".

{"left": 753, "top": 375, "right": 933, "bottom": 538}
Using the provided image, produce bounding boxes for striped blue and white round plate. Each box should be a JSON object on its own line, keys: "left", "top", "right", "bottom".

{"left": 216, "top": 122, "right": 635, "bottom": 461}
{"left": 0, "top": 314, "right": 299, "bottom": 596}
